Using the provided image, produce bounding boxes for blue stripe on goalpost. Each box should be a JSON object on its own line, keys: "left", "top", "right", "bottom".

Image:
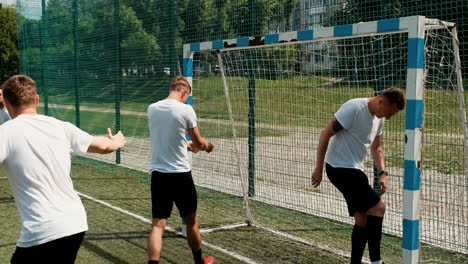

{"left": 403, "top": 219, "right": 420, "bottom": 250}
{"left": 237, "top": 37, "right": 249, "bottom": 47}
{"left": 183, "top": 58, "right": 193, "bottom": 78}
{"left": 403, "top": 160, "right": 421, "bottom": 190}
{"left": 212, "top": 40, "right": 223, "bottom": 50}
{"left": 297, "top": 29, "right": 314, "bottom": 41}
{"left": 190, "top": 43, "right": 200, "bottom": 52}
{"left": 265, "top": 34, "right": 279, "bottom": 44}
{"left": 408, "top": 38, "right": 425, "bottom": 69}
{"left": 333, "top": 24, "right": 353, "bottom": 37}
{"left": 377, "top": 18, "right": 400, "bottom": 33}
{"left": 186, "top": 96, "right": 193, "bottom": 106}
{"left": 405, "top": 100, "right": 423, "bottom": 130}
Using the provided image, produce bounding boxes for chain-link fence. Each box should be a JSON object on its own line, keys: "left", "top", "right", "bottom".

{"left": 15, "top": 0, "right": 468, "bottom": 261}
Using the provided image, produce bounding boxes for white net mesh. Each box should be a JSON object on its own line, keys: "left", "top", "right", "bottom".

{"left": 191, "top": 24, "right": 467, "bottom": 254}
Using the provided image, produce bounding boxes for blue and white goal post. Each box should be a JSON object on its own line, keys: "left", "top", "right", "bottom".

{"left": 183, "top": 16, "right": 465, "bottom": 263}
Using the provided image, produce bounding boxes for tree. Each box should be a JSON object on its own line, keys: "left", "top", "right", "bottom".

{"left": 181, "top": 0, "right": 297, "bottom": 43}
{"left": 181, "top": 0, "right": 216, "bottom": 43}
{"left": 0, "top": 4, "right": 19, "bottom": 83}
{"left": 151, "top": 0, "right": 188, "bottom": 76}
{"left": 42, "top": 0, "right": 160, "bottom": 78}
{"left": 224, "top": 0, "right": 297, "bottom": 37}
{"left": 125, "top": 0, "right": 159, "bottom": 36}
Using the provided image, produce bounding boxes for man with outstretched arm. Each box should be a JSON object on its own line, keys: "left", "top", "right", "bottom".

{"left": 0, "top": 75, "right": 126, "bottom": 264}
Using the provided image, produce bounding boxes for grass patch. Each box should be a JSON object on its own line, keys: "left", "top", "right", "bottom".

{"left": 43, "top": 76, "right": 467, "bottom": 134}
{"left": 38, "top": 107, "right": 285, "bottom": 139}
{"left": 2, "top": 157, "right": 466, "bottom": 263}
{"left": 299, "top": 186, "right": 322, "bottom": 193}
{"left": 40, "top": 76, "right": 466, "bottom": 174}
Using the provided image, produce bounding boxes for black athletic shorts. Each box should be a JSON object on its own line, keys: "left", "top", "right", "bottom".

{"left": 10, "top": 231, "right": 85, "bottom": 264}
{"left": 151, "top": 170, "right": 198, "bottom": 219}
{"left": 326, "top": 163, "right": 380, "bottom": 216}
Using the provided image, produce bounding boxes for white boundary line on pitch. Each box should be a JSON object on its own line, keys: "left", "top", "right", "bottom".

{"left": 77, "top": 192, "right": 259, "bottom": 264}
{"left": 255, "top": 225, "right": 370, "bottom": 264}
{"left": 200, "top": 222, "right": 248, "bottom": 233}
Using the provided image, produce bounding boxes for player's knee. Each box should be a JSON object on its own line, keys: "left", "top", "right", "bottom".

{"left": 373, "top": 201, "right": 385, "bottom": 215}
{"left": 367, "top": 201, "right": 385, "bottom": 216}
{"left": 183, "top": 213, "right": 197, "bottom": 226}
{"left": 152, "top": 218, "right": 167, "bottom": 229}
{"left": 354, "top": 212, "right": 367, "bottom": 227}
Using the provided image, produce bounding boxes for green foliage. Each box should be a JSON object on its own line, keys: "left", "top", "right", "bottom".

{"left": 0, "top": 5, "right": 19, "bottom": 82}
{"left": 13, "top": 0, "right": 298, "bottom": 101}
{"left": 182, "top": 0, "right": 297, "bottom": 43}
{"left": 40, "top": 103, "right": 285, "bottom": 139}
{"left": 77, "top": 3, "right": 159, "bottom": 77}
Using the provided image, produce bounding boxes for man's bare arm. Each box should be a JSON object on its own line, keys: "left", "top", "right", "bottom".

{"left": 188, "top": 126, "right": 214, "bottom": 153}
{"left": 370, "top": 135, "right": 385, "bottom": 172}
{"left": 312, "top": 117, "right": 341, "bottom": 187}
{"left": 370, "top": 135, "right": 388, "bottom": 194}
{"left": 87, "top": 128, "right": 127, "bottom": 154}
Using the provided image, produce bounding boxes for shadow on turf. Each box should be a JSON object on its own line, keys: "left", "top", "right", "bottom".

{"left": 0, "top": 197, "right": 14, "bottom": 203}
{"left": 81, "top": 240, "right": 131, "bottom": 264}
{"left": 81, "top": 231, "right": 183, "bottom": 263}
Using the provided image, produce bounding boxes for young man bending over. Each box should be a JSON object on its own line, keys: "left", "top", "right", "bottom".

{"left": 312, "top": 88, "right": 405, "bottom": 264}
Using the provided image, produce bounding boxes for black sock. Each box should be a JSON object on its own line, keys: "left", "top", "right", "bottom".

{"left": 351, "top": 224, "right": 367, "bottom": 264}
{"left": 367, "top": 215, "right": 384, "bottom": 262}
{"left": 148, "top": 261, "right": 160, "bottom": 264}
{"left": 192, "top": 249, "right": 203, "bottom": 264}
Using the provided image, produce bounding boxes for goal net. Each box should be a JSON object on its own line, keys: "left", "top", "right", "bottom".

{"left": 185, "top": 16, "right": 467, "bottom": 260}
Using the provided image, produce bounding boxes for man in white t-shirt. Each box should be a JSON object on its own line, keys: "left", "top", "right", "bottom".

{"left": 311, "top": 88, "right": 405, "bottom": 264}
{"left": 0, "top": 75, "right": 126, "bottom": 264}
{"left": 0, "top": 88, "right": 11, "bottom": 124}
{"left": 147, "top": 76, "right": 214, "bottom": 264}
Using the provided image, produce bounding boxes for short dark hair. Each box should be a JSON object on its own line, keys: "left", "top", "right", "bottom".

{"left": 169, "top": 76, "right": 191, "bottom": 93}
{"left": 1, "top": 75, "right": 37, "bottom": 107}
{"left": 380, "top": 87, "right": 405, "bottom": 110}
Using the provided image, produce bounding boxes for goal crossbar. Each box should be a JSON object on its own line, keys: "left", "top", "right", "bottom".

{"left": 183, "top": 16, "right": 454, "bottom": 54}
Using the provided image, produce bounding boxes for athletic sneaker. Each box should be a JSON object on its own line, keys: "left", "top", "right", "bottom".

{"left": 202, "top": 256, "right": 215, "bottom": 264}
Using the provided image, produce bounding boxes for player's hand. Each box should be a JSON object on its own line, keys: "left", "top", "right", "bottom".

{"left": 107, "top": 128, "right": 126, "bottom": 149}
{"left": 311, "top": 167, "right": 323, "bottom": 188}
{"left": 380, "top": 173, "right": 388, "bottom": 195}
{"left": 205, "top": 141, "right": 214, "bottom": 153}
{"left": 187, "top": 141, "right": 199, "bottom": 153}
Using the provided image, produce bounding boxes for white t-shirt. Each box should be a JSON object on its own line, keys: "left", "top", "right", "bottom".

{"left": 0, "top": 114, "right": 93, "bottom": 247}
{"left": 0, "top": 107, "right": 10, "bottom": 124}
{"left": 148, "top": 99, "right": 197, "bottom": 173}
{"left": 325, "top": 98, "right": 384, "bottom": 171}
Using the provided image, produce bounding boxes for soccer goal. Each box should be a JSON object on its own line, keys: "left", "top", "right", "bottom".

{"left": 183, "top": 16, "right": 466, "bottom": 263}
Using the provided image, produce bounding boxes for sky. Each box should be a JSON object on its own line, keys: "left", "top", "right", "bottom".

{"left": 0, "top": 0, "right": 15, "bottom": 6}
{"left": 1, "top": 0, "right": 42, "bottom": 19}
